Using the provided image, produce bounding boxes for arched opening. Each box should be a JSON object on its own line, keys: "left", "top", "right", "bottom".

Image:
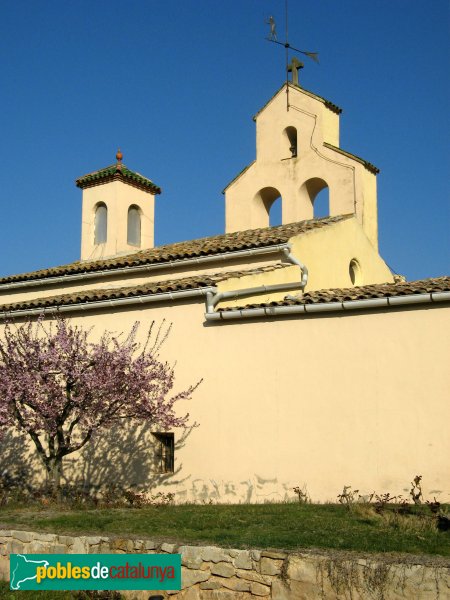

{"left": 94, "top": 203, "right": 107, "bottom": 244}
{"left": 127, "top": 205, "right": 141, "bottom": 246}
{"left": 349, "top": 259, "right": 362, "bottom": 286}
{"left": 299, "top": 177, "right": 329, "bottom": 219}
{"left": 254, "top": 187, "right": 282, "bottom": 228}
{"left": 269, "top": 196, "right": 282, "bottom": 226}
{"left": 313, "top": 187, "right": 329, "bottom": 218}
{"left": 283, "top": 126, "right": 298, "bottom": 158}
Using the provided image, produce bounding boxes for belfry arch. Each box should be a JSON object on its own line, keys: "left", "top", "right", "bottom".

{"left": 224, "top": 83, "right": 379, "bottom": 248}
{"left": 299, "top": 177, "right": 330, "bottom": 219}
{"left": 254, "top": 187, "right": 282, "bottom": 228}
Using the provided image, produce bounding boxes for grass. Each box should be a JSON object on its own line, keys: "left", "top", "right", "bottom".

{"left": 0, "top": 584, "right": 123, "bottom": 599}
{"left": 1, "top": 503, "right": 449, "bottom": 557}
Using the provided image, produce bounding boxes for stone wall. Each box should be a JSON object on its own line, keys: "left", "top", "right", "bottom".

{"left": 0, "top": 529, "right": 448, "bottom": 599}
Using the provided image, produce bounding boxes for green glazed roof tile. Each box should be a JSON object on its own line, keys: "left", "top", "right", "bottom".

{"left": 76, "top": 163, "right": 161, "bottom": 194}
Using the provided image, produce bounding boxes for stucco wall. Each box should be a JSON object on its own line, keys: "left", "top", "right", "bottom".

{"left": 1, "top": 298, "right": 449, "bottom": 504}
{"left": 1, "top": 530, "right": 448, "bottom": 599}
{"left": 80, "top": 180, "right": 155, "bottom": 261}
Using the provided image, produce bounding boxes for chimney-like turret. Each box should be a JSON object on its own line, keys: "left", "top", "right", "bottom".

{"left": 76, "top": 151, "right": 161, "bottom": 261}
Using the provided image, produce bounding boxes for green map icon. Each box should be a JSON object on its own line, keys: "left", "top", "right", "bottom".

{"left": 10, "top": 554, "right": 50, "bottom": 590}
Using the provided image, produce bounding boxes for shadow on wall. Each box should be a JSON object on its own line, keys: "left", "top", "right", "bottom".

{"left": 69, "top": 423, "right": 194, "bottom": 493}
{"left": 0, "top": 430, "right": 42, "bottom": 495}
{"left": 175, "top": 473, "right": 295, "bottom": 504}
{"left": 0, "top": 424, "right": 194, "bottom": 496}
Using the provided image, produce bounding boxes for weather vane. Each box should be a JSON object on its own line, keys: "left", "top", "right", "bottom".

{"left": 266, "top": 1, "right": 319, "bottom": 110}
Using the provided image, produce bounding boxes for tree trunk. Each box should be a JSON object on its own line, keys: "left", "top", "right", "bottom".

{"left": 49, "top": 457, "right": 63, "bottom": 502}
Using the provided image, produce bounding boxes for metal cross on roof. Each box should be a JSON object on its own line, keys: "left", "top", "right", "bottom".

{"left": 287, "top": 57, "right": 304, "bottom": 87}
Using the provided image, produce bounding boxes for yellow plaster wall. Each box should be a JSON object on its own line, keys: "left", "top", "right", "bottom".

{"left": 2, "top": 300, "right": 449, "bottom": 504}
{"left": 289, "top": 216, "right": 393, "bottom": 291}
{"left": 80, "top": 180, "right": 155, "bottom": 261}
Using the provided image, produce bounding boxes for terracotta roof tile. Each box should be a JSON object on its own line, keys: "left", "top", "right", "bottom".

{"left": 0, "top": 265, "right": 287, "bottom": 313}
{"left": 221, "top": 277, "right": 450, "bottom": 310}
{"left": 0, "top": 215, "right": 350, "bottom": 285}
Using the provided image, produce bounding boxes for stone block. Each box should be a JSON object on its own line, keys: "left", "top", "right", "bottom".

{"left": 13, "top": 531, "right": 33, "bottom": 543}
{"left": 251, "top": 549, "right": 261, "bottom": 561}
{"left": 133, "top": 539, "right": 145, "bottom": 552}
{"left": 179, "top": 546, "right": 204, "bottom": 570}
{"left": 261, "top": 550, "right": 287, "bottom": 560}
{"left": 35, "top": 533, "right": 57, "bottom": 542}
{"left": 161, "top": 542, "right": 177, "bottom": 553}
{"left": 180, "top": 587, "right": 201, "bottom": 600}
{"left": 52, "top": 544, "right": 69, "bottom": 554}
{"left": 144, "top": 540, "right": 158, "bottom": 550}
{"left": 211, "top": 562, "right": 235, "bottom": 578}
{"left": 260, "top": 557, "right": 282, "bottom": 576}
{"left": 181, "top": 567, "right": 210, "bottom": 589}
{"left": 10, "top": 541, "right": 24, "bottom": 554}
{"left": 200, "top": 577, "right": 224, "bottom": 590}
{"left": 70, "top": 538, "right": 86, "bottom": 553}
{"left": 111, "top": 538, "right": 129, "bottom": 552}
{"left": 234, "top": 550, "right": 252, "bottom": 570}
{"left": 201, "top": 546, "right": 232, "bottom": 563}
{"left": 250, "top": 581, "right": 271, "bottom": 596}
{"left": 85, "top": 536, "right": 102, "bottom": 545}
{"left": 286, "top": 555, "right": 317, "bottom": 584}
{"left": 221, "top": 576, "right": 250, "bottom": 592}
{"left": 28, "top": 541, "right": 49, "bottom": 554}
{"left": 273, "top": 579, "right": 306, "bottom": 600}
{"left": 236, "top": 569, "right": 271, "bottom": 585}
{"left": 57, "top": 536, "right": 74, "bottom": 546}
{"left": 0, "top": 531, "right": 12, "bottom": 537}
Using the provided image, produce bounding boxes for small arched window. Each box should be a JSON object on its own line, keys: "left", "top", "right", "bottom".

{"left": 283, "top": 126, "right": 298, "bottom": 158}
{"left": 127, "top": 205, "right": 141, "bottom": 246}
{"left": 349, "top": 259, "right": 362, "bottom": 286}
{"left": 94, "top": 203, "right": 107, "bottom": 244}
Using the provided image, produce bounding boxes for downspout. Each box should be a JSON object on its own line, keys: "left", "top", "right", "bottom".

{"left": 205, "top": 244, "right": 308, "bottom": 314}
{"left": 282, "top": 244, "right": 308, "bottom": 289}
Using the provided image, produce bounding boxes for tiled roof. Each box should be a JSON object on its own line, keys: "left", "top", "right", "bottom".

{"left": 323, "top": 143, "right": 379, "bottom": 174}
{"left": 0, "top": 265, "right": 288, "bottom": 313}
{"left": 76, "top": 163, "right": 161, "bottom": 194}
{"left": 0, "top": 215, "right": 351, "bottom": 285}
{"left": 220, "top": 277, "right": 450, "bottom": 310}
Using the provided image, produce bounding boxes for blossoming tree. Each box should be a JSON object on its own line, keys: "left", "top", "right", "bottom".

{"left": 0, "top": 317, "right": 198, "bottom": 497}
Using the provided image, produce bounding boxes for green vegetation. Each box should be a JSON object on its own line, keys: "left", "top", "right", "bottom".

{"left": 1, "top": 503, "right": 449, "bottom": 556}
{"left": 0, "top": 583, "right": 122, "bottom": 600}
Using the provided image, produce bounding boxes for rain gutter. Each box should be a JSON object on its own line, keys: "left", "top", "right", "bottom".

{"left": 0, "top": 245, "right": 292, "bottom": 291}
{"left": 204, "top": 291, "right": 450, "bottom": 321}
{"left": 0, "top": 288, "right": 217, "bottom": 320}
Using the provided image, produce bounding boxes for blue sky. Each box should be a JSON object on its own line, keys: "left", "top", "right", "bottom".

{"left": 0, "top": 0, "right": 448, "bottom": 281}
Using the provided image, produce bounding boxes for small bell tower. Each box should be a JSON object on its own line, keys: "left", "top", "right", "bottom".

{"left": 76, "top": 151, "right": 161, "bottom": 261}
{"left": 224, "top": 78, "right": 380, "bottom": 249}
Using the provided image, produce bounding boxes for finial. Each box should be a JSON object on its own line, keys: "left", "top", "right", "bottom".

{"left": 116, "top": 148, "right": 123, "bottom": 164}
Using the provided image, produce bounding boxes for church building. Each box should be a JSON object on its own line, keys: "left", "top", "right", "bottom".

{"left": 1, "top": 69, "right": 448, "bottom": 503}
